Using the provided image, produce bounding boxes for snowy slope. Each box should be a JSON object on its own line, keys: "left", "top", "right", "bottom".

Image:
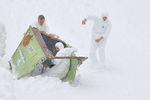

{"left": 0, "top": 0, "right": 150, "bottom": 100}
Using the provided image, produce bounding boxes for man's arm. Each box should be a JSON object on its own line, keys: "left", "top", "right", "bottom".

{"left": 95, "top": 37, "right": 104, "bottom": 43}
{"left": 86, "top": 16, "right": 99, "bottom": 20}
{"left": 40, "top": 26, "right": 58, "bottom": 39}
{"left": 82, "top": 16, "right": 99, "bottom": 25}
{"left": 40, "top": 31, "right": 57, "bottom": 39}
{"left": 46, "top": 25, "right": 60, "bottom": 39}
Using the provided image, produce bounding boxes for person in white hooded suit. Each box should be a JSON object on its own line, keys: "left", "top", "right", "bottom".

{"left": 82, "top": 13, "right": 111, "bottom": 66}
{"left": 45, "top": 42, "right": 77, "bottom": 79}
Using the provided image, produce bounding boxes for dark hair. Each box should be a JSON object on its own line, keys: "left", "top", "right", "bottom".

{"left": 38, "top": 15, "right": 45, "bottom": 20}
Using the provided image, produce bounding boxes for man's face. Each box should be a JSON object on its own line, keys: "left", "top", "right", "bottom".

{"left": 103, "top": 16, "right": 108, "bottom": 21}
{"left": 38, "top": 19, "right": 45, "bottom": 25}
{"left": 55, "top": 47, "right": 60, "bottom": 52}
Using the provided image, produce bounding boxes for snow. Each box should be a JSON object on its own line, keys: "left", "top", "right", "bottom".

{"left": 0, "top": 0, "right": 150, "bottom": 100}
{"left": 0, "top": 24, "right": 6, "bottom": 57}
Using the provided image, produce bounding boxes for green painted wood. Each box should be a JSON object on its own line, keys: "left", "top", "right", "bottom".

{"left": 11, "top": 27, "right": 46, "bottom": 79}
{"left": 63, "top": 53, "right": 79, "bottom": 83}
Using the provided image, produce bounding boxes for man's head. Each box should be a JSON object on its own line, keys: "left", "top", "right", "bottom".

{"left": 102, "top": 12, "right": 109, "bottom": 21}
{"left": 38, "top": 15, "right": 45, "bottom": 25}
{"left": 55, "top": 42, "right": 64, "bottom": 52}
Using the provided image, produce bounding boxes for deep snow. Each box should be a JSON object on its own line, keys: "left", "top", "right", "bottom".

{"left": 0, "top": 0, "right": 150, "bottom": 100}
{"left": 0, "top": 24, "right": 6, "bottom": 57}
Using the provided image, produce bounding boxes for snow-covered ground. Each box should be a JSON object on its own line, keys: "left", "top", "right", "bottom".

{"left": 0, "top": 0, "right": 150, "bottom": 100}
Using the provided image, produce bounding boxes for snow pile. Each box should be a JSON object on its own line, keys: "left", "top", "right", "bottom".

{"left": 0, "top": 24, "right": 6, "bottom": 57}
{"left": 0, "top": 62, "right": 13, "bottom": 100}
{"left": 12, "top": 76, "right": 72, "bottom": 100}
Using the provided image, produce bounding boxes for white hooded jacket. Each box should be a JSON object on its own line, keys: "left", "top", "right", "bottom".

{"left": 46, "top": 42, "right": 77, "bottom": 79}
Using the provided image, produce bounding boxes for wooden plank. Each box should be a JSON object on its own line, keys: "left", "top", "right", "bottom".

{"left": 48, "top": 56, "right": 88, "bottom": 60}
{"left": 32, "top": 27, "right": 54, "bottom": 58}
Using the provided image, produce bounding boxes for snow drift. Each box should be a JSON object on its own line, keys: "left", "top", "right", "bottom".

{"left": 0, "top": 24, "right": 6, "bottom": 57}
